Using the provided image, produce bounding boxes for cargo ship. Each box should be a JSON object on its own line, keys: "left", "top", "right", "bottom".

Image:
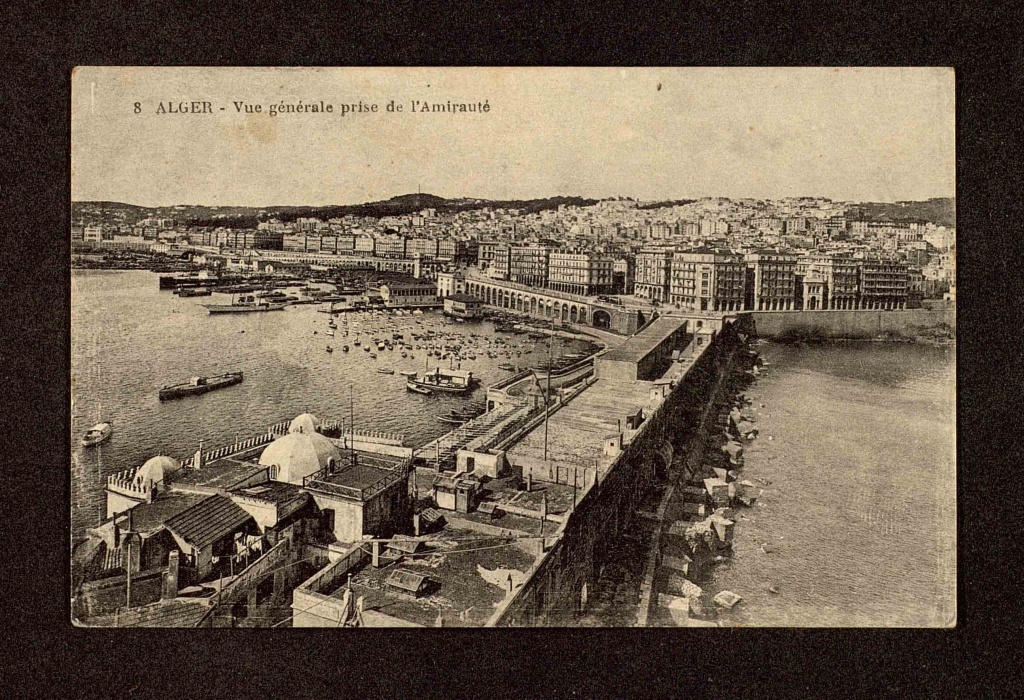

{"left": 158, "top": 372, "right": 243, "bottom": 401}
{"left": 204, "top": 294, "right": 287, "bottom": 314}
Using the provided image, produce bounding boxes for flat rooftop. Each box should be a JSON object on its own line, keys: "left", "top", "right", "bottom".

{"left": 317, "top": 462, "right": 395, "bottom": 491}
{"left": 230, "top": 480, "right": 306, "bottom": 506}
{"left": 338, "top": 527, "right": 537, "bottom": 627}
{"left": 600, "top": 316, "right": 687, "bottom": 364}
{"left": 171, "top": 458, "right": 266, "bottom": 490}
{"left": 505, "top": 377, "right": 653, "bottom": 478}
{"left": 478, "top": 474, "right": 578, "bottom": 517}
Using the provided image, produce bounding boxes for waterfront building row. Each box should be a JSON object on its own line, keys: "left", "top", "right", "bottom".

{"left": 634, "top": 248, "right": 911, "bottom": 311}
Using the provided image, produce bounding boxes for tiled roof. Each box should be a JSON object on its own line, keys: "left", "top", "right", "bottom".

{"left": 164, "top": 495, "right": 254, "bottom": 549}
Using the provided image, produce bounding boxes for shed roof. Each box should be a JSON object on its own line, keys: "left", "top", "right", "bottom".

{"left": 386, "top": 535, "right": 425, "bottom": 555}
{"left": 386, "top": 569, "right": 428, "bottom": 593}
{"left": 164, "top": 495, "right": 255, "bottom": 549}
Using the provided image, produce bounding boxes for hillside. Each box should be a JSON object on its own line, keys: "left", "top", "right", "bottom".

{"left": 847, "top": 198, "right": 955, "bottom": 228}
{"left": 72, "top": 194, "right": 600, "bottom": 228}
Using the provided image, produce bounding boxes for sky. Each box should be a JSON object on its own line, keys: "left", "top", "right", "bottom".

{"left": 71, "top": 67, "right": 955, "bottom": 207}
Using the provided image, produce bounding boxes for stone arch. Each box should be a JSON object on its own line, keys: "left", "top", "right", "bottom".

{"left": 578, "top": 307, "right": 587, "bottom": 324}
{"left": 570, "top": 305, "right": 578, "bottom": 323}
{"left": 561, "top": 305, "right": 569, "bottom": 322}
{"left": 592, "top": 308, "right": 611, "bottom": 329}
{"left": 650, "top": 439, "right": 674, "bottom": 479}
{"left": 530, "top": 297, "right": 538, "bottom": 315}
{"left": 545, "top": 300, "right": 553, "bottom": 318}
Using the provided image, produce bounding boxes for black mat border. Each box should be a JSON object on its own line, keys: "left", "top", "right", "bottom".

{"left": 1, "top": 2, "right": 1017, "bottom": 697}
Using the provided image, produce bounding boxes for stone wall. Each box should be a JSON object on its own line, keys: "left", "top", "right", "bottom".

{"left": 744, "top": 308, "right": 955, "bottom": 339}
{"left": 75, "top": 568, "right": 166, "bottom": 619}
{"left": 489, "top": 326, "right": 736, "bottom": 626}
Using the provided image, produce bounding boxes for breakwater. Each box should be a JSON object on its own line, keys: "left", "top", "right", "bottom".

{"left": 743, "top": 308, "right": 955, "bottom": 341}
{"left": 486, "top": 323, "right": 742, "bottom": 626}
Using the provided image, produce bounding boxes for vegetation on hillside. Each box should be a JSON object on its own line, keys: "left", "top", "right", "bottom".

{"left": 847, "top": 198, "right": 955, "bottom": 228}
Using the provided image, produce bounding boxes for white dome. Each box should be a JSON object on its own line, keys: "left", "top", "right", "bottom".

{"left": 288, "top": 413, "right": 321, "bottom": 435}
{"left": 259, "top": 431, "right": 341, "bottom": 485}
{"left": 136, "top": 455, "right": 180, "bottom": 485}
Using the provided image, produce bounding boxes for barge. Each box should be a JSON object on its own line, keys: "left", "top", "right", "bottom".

{"left": 158, "top": 372, "right": 243, "bottom": 401}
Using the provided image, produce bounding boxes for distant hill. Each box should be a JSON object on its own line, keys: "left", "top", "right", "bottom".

{"left": 72, "top": 194, "right": 600, "bottom": 228}
{"left": 636, "top": 199, "right": 698, "bottom": 210}
{"left": 847, "top": 198, "right": 955, "bottom": 228}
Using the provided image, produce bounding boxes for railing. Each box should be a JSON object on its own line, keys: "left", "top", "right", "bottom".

{"left": 299, "top": 543, "right": 368, "bottom": 596}
{"left": 106, "top": 469, "right": 153, "bottom": 499}
{"left": 202, "top": 433, "right": 276, "bottom": 463}
{"left": 340, "top": 429, "right": 405, "bottom": 447}
{"left": 194, "top": 538, "right": 287, "bottom": 627}
{"left": 303, "top": 458, "right": 412, "bottom": 502}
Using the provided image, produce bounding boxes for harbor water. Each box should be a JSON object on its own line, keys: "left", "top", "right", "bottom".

{"left": 705, "top": 341, "right": 956, "bottom": 627}
{"left": 70, "top": 270, "right": 593, "bottom": 537}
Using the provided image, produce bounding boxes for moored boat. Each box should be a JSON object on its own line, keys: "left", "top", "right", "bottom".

{"left": 81, "top": 422, "right": 113, "bottom": 447}
{"left": 377, "top": 368, "right": 395, "bottom": 374}
{"left": 408, "top": 368, "right": 477, "bottom": 394}
{"left": 176, "top": 288, "right": 212, "bottom": 297}
{"left": 204, "top": 294, "right": 286, "bottom": 314}
{"left": 158, "top": 371, "right": 243, "bottom": 401}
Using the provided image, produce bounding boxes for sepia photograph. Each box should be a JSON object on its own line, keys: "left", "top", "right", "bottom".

{"left": 69, "top": 66, "right": 956, "bottom": 628}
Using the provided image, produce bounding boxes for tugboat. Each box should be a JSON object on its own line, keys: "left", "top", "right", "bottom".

{"left": 408, "top": 368, "right": 477, "bottom": 395}
{"left": 81, "top": 421, "right": 113, "bottom": 447}
{"left": 159, "top": 372, "right": 243, "bottom": 401}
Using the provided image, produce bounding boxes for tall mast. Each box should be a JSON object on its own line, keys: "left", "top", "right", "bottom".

{"left": 543, "top": 323, "right": 553, "bottom": 461}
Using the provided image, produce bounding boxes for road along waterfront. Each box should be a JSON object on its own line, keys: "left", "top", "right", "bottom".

{"left": 703, "top": 340, "right": 956, "bottom": 626}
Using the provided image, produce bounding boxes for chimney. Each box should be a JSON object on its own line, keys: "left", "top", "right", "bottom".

{"left": 163, "top": 550, "right": 180, "bottom": 600}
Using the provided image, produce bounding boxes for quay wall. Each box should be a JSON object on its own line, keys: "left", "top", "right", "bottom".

{"left": 488, "top": 324, "right": 739, "bottom": 626}
{"left": 744, "top": 308, "right": 955, "bottom": 339}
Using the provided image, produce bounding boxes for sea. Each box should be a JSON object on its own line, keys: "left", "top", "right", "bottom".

{"left": 70, "top": 270, "right": 593, "bottom": 538}
{"left": 704, "top": 340, "right": 957, "bottom": 627}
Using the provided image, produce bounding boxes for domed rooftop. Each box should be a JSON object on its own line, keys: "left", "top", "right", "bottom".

{"left": 136, "top": 455, "right": 181, "bottom": 485}
{"left": 259, "top": 430, "right": 341, "bottom": 485}
{"left": 288, "top": 413, "right": 321, "bottom": 435}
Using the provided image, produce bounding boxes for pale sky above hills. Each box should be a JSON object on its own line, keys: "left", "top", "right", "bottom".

{"left": 72, "top": 67, "right": 955, "bottom": 207}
